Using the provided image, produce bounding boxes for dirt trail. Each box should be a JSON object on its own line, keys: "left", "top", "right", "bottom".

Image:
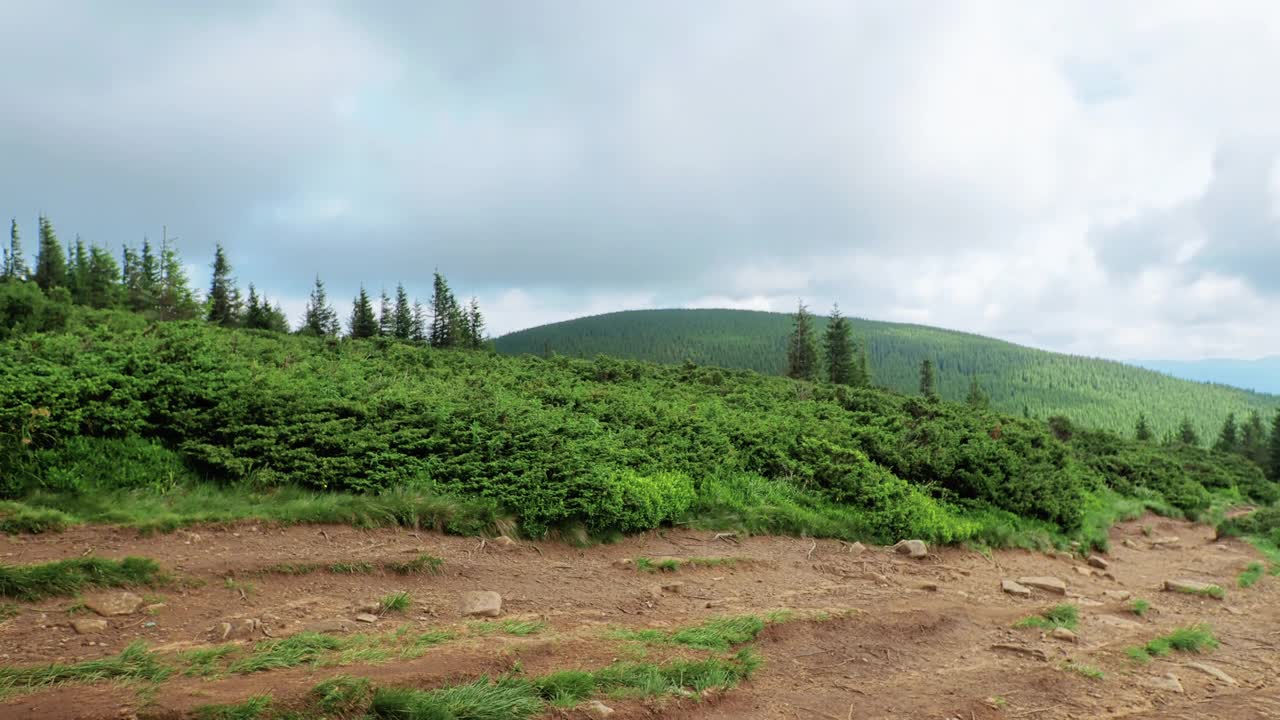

{"left": 1, "top": 515, "right": 1276, "bottom": 719}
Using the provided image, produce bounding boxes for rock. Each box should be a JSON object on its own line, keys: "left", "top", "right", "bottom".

{"left": 1149, "top": 536, "right": 1180, "bottom": 547}
{"left": 1144, "top": 674, "right": 1184, "bottom": 693}
{"left": 990, "top": 644, "right": 1048, "bottom": 661}
{"left": 1073, "top": 566, "right": 1094, "bottom": 577}
{"left": 459, "top": 591, "right": 502, "bottom": 618}
{"left": 660, "top": 581, "right": 684, "bottom": 594}
{"left": 1163, "top": 579, "right": 1220, "bottom": 596}
{"left": 356, "top": 601, "right": 382, "bottom": 614}
{"left": 1123, "top": 539, "right": 1142, "bottom": 549}
{"left": 848, "top": 542, "right": 867, "bottom": 556}
{"left": 297, "top": 618, "right": 355, "bottom": 635}
{"left": 585, "top": 700, "right": 615, "bottom": 718}
{"left": 492, "top": 535, "right": 518, "bottom": 549}
{"left": 1087, "top": 555, "right": 1109, "bottom": 570}
{"left": 83, "top": 591, "right": 144, "bottom": 617}
{"left": 1075, "top": 598, "right": 1104, "bottom": 608}
{"left": 1053, "top": 551, "right": 1073, "bottom": 562}
{"left": 1017, "top": 576, "right": 1068, "bottom": 595}
{"left": 919, "top": 582, "right": 939, "bottom": 592}
{"left": 612, "top": 558, "right": 635, "bottom": 569}
{"left": 1102, "top": 590, "right": 1132, "bottom": 602}
{"left": 892, "top": 539, "right": 928, "bottom": 559}
{"left": 1095, "top": 615, "right": 1143, "bottom": 630}
{"left": 1051, "top": 627, "right": 1077, "bottom": 643}
{"left": 354, "top": 613, "right": 379, "bottom": 623}
{"left": 71, "top": 619, "right": 108, "bottom": 634}
{"left": 1184, "top": 662, "right": 1238, "bottom": 686}
{"left": 1002, "top": 579, "right": 1033, "bottom": 597}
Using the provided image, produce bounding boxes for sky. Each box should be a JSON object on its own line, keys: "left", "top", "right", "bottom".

{"left": 3, "top": 1, "right": 1280, "bottom": 361}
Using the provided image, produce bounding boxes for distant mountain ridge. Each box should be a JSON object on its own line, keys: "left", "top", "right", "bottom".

{"left": 1140, "top": 356, "right": 1280, "bottom": 395}
{"left": 494, "top": 308, "right": 1280, "bottom": 440}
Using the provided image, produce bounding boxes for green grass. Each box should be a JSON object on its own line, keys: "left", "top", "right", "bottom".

{"left": 1062, "top": 662, "right": 1105, "bottom": 680}
{"left": 181, "top": 644, "right": 239, "bottom": 677}
{"left": 379, "top": 592, "right": 411, "bottom": 614}
{"left": 328, "top": 561, "right": 376, "bottom": 575}
{"left": 223, "top": 577, "right": 256, "bottom": 596}
{"left": 260, "top": 562, "right": 323, "bottom": 576}
{"left": 227, "top": 633, "right": 344, "bottom": 674}
{"left": 0, "top": 501, "right": 73, "bottom": 535}
{"left": 1125, "top": 624, "right": 1219, "bottom": 663}
{"left": 469, "top": 619, "right": 547, "bottom": 637}
{"left": 0, "top": 556, "right": 162, "bottom": 601}
{"left": 1014, "top": 604, "right": 1079, "bottom": 632}
{"left": 1169, "top": 583, "right": 1226, "bottom": 600}
{"left": 195, "top": 695, "right": 272, "bottom": 720}
{"left": 312, "top": 675, "right": 373, "bottom": 714}
{"left": 387, "top": 554, "right": 443, "bottom": 576}
{"left": 1238, "top": 562, "right": 1265, "bottom": 589}
{"left": 0, "top": 641, "right": 171, "bottom": 696}
{"left": 371, "top": 678, "right": 545, "bottom": 720}
{"left": 634, "top": 557, "right": 680, "bottom": 573}
{"left": 0, "top": 602, "right": 18, "bottom": 622}
{"left": 1130, "top": 599, "right": 1151, "bottom": 617}
{"left": 610, "top": 615, "right": 767, "bottom": 651}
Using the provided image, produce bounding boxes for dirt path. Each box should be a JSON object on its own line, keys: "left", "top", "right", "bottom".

{"left": 1, "top": 515, "right": 1276, "bottom": 719}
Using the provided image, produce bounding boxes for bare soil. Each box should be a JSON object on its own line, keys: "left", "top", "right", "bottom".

{"left": 1, "top": 514, "right": 1277, "bottom": 719}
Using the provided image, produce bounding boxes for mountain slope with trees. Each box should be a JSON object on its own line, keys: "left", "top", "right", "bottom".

{"left": 494, "top": 308, "right": 1280, "bottom": 440}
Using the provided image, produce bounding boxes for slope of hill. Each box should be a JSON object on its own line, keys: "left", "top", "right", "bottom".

{"left": 494, "top": 309, "right": 1280, "bottom": 439}
{"left": 1141, "top": 356, "right": 1280, "bottom": 395}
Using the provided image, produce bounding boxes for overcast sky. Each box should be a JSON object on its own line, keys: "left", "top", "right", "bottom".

{"left": 3, "top": 1, "right": 1280, "bottom": 360}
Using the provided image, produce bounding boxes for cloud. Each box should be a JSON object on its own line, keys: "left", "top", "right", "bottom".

{"left": 2, "top": 1, "right": 1280, "bottom": 359}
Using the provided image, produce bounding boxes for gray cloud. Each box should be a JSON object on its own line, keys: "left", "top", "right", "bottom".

{"left": 2, "top": 1, "right": 1280, "bottom": 356}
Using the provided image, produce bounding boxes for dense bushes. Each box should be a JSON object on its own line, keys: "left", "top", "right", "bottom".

{"left": 1, "top": 313, "right": 1275, "bottom": 542}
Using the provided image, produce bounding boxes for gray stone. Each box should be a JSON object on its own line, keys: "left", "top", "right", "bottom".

{"left": 1123, "top": 539, "right": 1142, "bottom": 549}
{"left": 355, "top": 613, "right": 379, "bottom": 623}
{"left": 1087, "top": 555, "right": 1109, "bottom": 570}
{"left": 1144, "top": 673, "right": 1184, "bottom": 693}
{"left": 356, "top": 601, "right": 381, "bottom": 614}
{"left": 1051, "top": 627, "right": 1077, "bottom": 643}
{"left": 460, "top": 591, "right": 502, "bottom": 617}
{"left": 848, "top": 541, "right": 867, "bottom": 555}
{"left": 1073, "top": 566, "right": 1094, "bottom": 577}
{"left": 1149, "top": 536, "right": 1180, "bottom": 547}
{"left": 71, "top": 618, "right": 108, "bottom": 634}
{"left": 1017, "top": 576, "right": 1068, "bottom": 594}
{"left": 1184, "top": 662, "right": 1238, "bottom": 686}
{"left": 1001, "top": 579, "right": 1032, "bottom": 597}
{"left": 1095, "top": 615, "right": 1143, "bottom": 630}
{"left": 1102, "top": 590, "right": 1132, "bottom": 602}
{"left": 83, "top": 591, "right": 144, "bottom": 617}
{"left": 1164, "top": 579, "right": 1220, "bottom": 596}
{"left": 1053, "top": 551, "right": 1073, "bottom": 562}
{"left": 892, "top": 539, "right": 928, "bottom": 559}
{"left": 585, "top": 700, "right": 615, "bottom": 718}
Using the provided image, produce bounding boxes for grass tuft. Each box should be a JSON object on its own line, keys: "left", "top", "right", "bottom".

{"left": 1062, "top": 662, "right": 1104, "bottom": 680}
{"left": 387, "top": 554, "right": 443, "bottom": 576}
{"left": 0, "top": 641, "right": 170, "bottom": 695}
{"left": 312, "top": 675, "right": 373, "bottom": 714}
{"left": 181, "top": 644, "right": 238, "bottom": 677}
{"left": 379, "top": 592, "right": 411, "bottom": 614}
{"left": 610, "top": 614, "right": 767, "bottom": 651}
{"left": 328, "top": 561, "right": 376, "bottom": 575}
{"left": 469, "top": 619, "right": 546, "bottom": 637}
{"left": 0, "top": 556, "right": 162, "bottom": 601}
{"left": 1238, "top": 562, "right": 1265, "bottom": 589}
{"left": 1130, "top": 598, "right": 1150, "bottom": 616}
{"left": 0, "top": 502, "right": 73, "bottom": 535}
{"left": 371, "top": 677, "right": 544, "bottom": 720}
{"left": 634, "top": 557, "right": 680, "bottom": 573}
{"left": 228, "top": 633, "right": 343, "bottom": 674}
{"left": 195, "top": 695, "right": 272, "bottom": 720}
{"left": 1169, "top": 582, "right": 1226, "bottom": 600}
{"left": 1014, "top": 604, "right": 1079, "bottom": 632}
{"left": 1125, "top": 624, "right": 1218, "bottom": 662}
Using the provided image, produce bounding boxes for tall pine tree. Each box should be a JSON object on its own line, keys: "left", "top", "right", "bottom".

{"left": 822, "top": 303, "right": 855, "bottom": 385}
{"left": 4, "top": 218, "right": 30, "bottom": 280}
{"left": 411, "top": 300, "right": 428, "bottom": 343}
{"left": 156, "top": 231, "right": 199, "bottom": 320}
{"left": 206, "top": 244, "right": 238, "bottom": 327}
{"left": 465, "top": 296, "right": 485, "bottom": 348}
{"left": 429, "top": 271, "right": 460, "bottom": 348}
{"left": 68, "top": 236, "right": 89, "bottom": 304}
{"left": 1135, "top": 413, "right": 1154, "bottom": 442}
{"left": 33, "top": 215, "right": 67, "bottom": 290}
{"left": 1240, "top": 410, "right": 1267, "bottom": 465}
{"left": 785, "top": 301, "right": 819, "bottom": 381}
{"left": 919, "top": 359, "right": 937, "bottom": 400}
{"left": 301, "top": 276, "right": 340, "bottom": 336}
{"left": 348, "top": 285, "right": 378, "bottom": 338}
{"left": 965, "top": 373, "right": 988, "bottom": 408}
{"left": 243, "top": 284, "right": 268, "bottom": 329}
{"left": 378, "top": 289, "right": 394, "bottom": 337}
{"left": 1269, "top": 413, "right": 1280, "bottom": 481}
{"left": 1214, "top": 413, "right": 1239, "bottom": 454}
{"left": 392, "top": 283, "right": 414, "bottom": 340}
{"left": 1177, "top": 416, "right": 1200, "bottom": 446}
{"left": 84, "top": 245, "right": 119, "bottom": 308}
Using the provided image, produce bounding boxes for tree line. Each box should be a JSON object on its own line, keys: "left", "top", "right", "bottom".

{"left": 1, "top": 215, "right": 486, "bottom": 349}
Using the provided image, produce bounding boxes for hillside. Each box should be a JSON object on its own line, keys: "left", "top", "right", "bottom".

{"left": 494, "top": 309, "right": 1280, "bottom": 439}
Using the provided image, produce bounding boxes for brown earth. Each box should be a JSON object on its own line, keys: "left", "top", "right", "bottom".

{"left": 1, "top": 514, "right": 1277, "bottom": 719}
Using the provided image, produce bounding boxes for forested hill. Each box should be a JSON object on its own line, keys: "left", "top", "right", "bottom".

{"left": 494, "top": 308, "right": 1280, "bottom": 440}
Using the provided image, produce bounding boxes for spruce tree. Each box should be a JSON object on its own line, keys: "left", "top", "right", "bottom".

{"left": 392, "top": 283, "right": 414, "bottom": 340}
{"left": 1240, "top": 410, "right": 1267, "bottom": 465}
{"left": 822, "top": 303, "right": 855, "bottom": 385}
{"left": 84, "top": 245, "right": 120, "bottom": 308}
{"left": 206, "top": 244, "right": 238, "bottom": 327}
{"left": 1269, "top": 413, "right": 1280, "bottom": 481}
{"left": 301, "top": 276, "right": 340, "bottom": 336}
{"left": 348, "top": 285, "right": 379, "bottom": 338}
{"left": 411, "top": 300, "right": 428, "bottom": 343}
{"left": 378, "top": 289, "right": 394, "bottom": 336}
{"left": 156, "top": 232, "right": 199, "bottom": 320}
{"left": 1177, "top": 416, "right": 1200, "bottom": 446}
{"left": 33, "top": 215, "right": 67, "bottom": 290}
{"left": 429, "top": 271, "right": 460, "bottom": 348}
{"left": 965, "top": 373, "right": 989, "bottom": 408}
{"left": 265, "top": 301, "right": 290, "bottom": 333}
{"left": 919, "top": 359, "right": 937, "bottom": 400}
{"left": 243, "top": 284, "right": 267, "bottom": 329}
{"left": 466, "top": 296, "right": 485, "bottom": 348}
{"left": 68, "top": 237, "right": 89, "bottom": 304}
{"left": 853, "top": 342, "right": 872, "bottom": 388}
{"left": 1134, "top": 413, "right": 1153, "bottom": 442}
{"left": 5, "top": 218, "right": 30, "bottom": 280}
{"left": 785, "top": 301, "right": 819, "bottom": 381}
{"left": 1214, "top": 413, "right": 1239, "bottom": 454}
